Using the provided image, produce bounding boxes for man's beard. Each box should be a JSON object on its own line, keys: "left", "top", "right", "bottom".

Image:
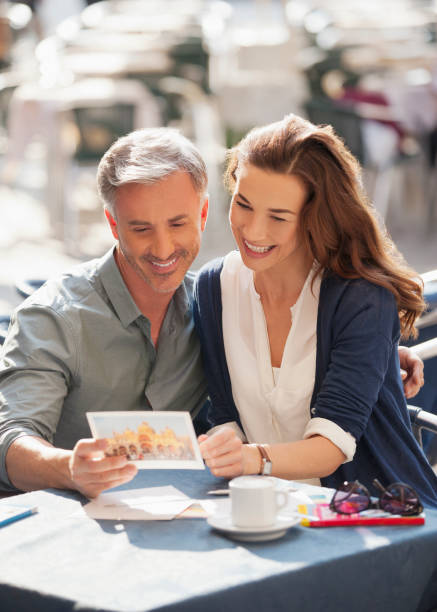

{"left": 123, "top": 247, "right": 193, "bottom": 294}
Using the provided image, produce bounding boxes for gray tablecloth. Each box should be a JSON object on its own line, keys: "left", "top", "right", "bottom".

{"left": 1, "top": 469, "right": 437, "bottom": 612}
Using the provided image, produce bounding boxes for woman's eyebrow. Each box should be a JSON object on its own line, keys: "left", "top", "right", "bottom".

{"left": 236, "top": 191, "right": 296, "bottom": 215}
{"left": 269, "top": 208, "right": 296, "bottom": 215}
{"left": 236, "top": 192, "right": 251, "bottom": 204}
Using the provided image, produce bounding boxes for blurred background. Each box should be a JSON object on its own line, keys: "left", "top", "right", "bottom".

{"left": 0, "top": 0, "right": 437, "bottom": 296}
{"left": 0, "top": 0, "right": 436, "bottom": 306}
{"left": 1, "top": 0, "right": 437, "bottom": 464}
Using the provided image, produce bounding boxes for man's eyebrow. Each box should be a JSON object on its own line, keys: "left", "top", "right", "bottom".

{"left": 128, "top": 219, "right": 152, "bottom": 226}
{"left": 168, "top": 214, "right": 188, "bottom": 223}
{"left": 236, "top": 192, "right": 296, "bottom": 215}
{"left": 127, "top": 214, "right": 188, "bottom": 226}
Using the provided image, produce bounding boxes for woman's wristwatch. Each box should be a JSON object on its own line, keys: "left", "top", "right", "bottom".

{"left": 255, "top": 444, "right": 272, "bottom": 476}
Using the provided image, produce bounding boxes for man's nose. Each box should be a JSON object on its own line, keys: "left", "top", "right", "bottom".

{"left": 151, "top": 229, "right": 175, "bottom": 260}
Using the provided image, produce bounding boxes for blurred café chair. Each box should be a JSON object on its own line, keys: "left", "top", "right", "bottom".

{"left": 427, "top": 126, "right": 437, "bottom": 232}
{"left": 305, "top": 95, "right": 364, "bottom": 162}
{"left": 406, "top": 269, "right": 437, "bottom": 463}
{"left": 155, "top": 75, "right": 226, "bottom": 216}
{"left": 80, "top": 0, "right": 204, "bottom": 37}
{"left": 15, "top": 278, "right": 46, "bottom": 300}
{"left": 62, "top": 100, "right": 139, "bottom": 253}
{"left": 0, "top": 314, "right": 11, "bottom": 346}
{"left": 304, "top": 93, "right": 420, "bottom": 221}
{"left": 408, "top": 405, "right": 437, "bottom": 456}
{"left": 0, "top": 70, "right": 21, "bottom": 153}
{"left": 74, "top": 0, "right": 208, "bottom": 91}
{"left": 296, "top": 0, "right": 437, "bottom": 228}
{"left": 0, "top": 1, "right": 33, "bottom": 69}
{"left": 2, "top": 77, "right": 161, "bottom": 252}
{"left": 0, "top": 5, "right": 12, "bottom": 70}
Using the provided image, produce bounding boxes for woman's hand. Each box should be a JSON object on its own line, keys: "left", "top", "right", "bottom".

{"left": 398, "top": 346, "right": 425, "bottom": 399}
{"left": 198, "top": 427, "right": 260, "bottom": 478}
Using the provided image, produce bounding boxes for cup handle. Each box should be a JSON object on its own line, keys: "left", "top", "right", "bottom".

{"left": 275, "top": 490, "right": 288, "bottom": 512}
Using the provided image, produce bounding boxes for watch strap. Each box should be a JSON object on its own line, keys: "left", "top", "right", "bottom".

{"left": 256, "top": 444, "right": 272, "bottom": 475}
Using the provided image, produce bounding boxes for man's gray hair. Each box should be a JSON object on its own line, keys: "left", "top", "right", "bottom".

{"left": 97, "top": 127, "right": 208, "bottom": 215}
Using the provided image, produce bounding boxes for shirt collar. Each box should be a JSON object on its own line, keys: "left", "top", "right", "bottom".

{"left": 99, "top": 247, "right": 193, "bottom": 328}
{"left": 172, "top": 271, "right": 193, "bottom": 325}
{"left": 99, "top": 247, "right": 142, "bottom": 328}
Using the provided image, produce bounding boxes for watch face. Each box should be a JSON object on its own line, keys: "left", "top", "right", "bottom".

{"left": 262, "top": 458, "right": 272, "bottom": 476}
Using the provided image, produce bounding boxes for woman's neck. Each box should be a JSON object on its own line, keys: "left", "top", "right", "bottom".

{"left": 253, "top": 250, "right": 314, "bottom": 306}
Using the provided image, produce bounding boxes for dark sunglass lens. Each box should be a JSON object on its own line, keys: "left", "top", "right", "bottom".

{"left": 333, "top": 483, "right": 369, "bottom": 514}
{"left": 380, "top": 484, "right": 421, "bottom": 516}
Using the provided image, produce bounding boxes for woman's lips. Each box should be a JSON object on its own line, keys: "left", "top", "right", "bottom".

{"left": 243, "top": 239, "right": 275, "bottom": 258}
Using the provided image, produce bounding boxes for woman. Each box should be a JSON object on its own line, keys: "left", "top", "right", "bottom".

{"left": 194, "top": 113, "right": 437, "bottom": 507}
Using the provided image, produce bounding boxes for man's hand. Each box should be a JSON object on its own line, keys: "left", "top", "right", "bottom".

{"left": 398, "top": 345, "right": 425, "bottom": 400}
{"left": 69, "top": 438, "right": 138, "bottom": 498}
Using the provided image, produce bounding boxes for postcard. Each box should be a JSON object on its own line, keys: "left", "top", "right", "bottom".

{"left": 86, "top": 411, "right": 204, "bottom": 470}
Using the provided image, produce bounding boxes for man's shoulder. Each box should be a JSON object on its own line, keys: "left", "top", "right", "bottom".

{"left": 16, "top": 254, "right": 107, "bottom": 317}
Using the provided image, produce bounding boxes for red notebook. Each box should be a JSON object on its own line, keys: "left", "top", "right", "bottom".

{"left": 297, "top": 503, "right": 425, "bottom": 527}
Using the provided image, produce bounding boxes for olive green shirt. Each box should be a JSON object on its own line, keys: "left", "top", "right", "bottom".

{"left": 0, "top": 248, "right": 207, "bottom": 490}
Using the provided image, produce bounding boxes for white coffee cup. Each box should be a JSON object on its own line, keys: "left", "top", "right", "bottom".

{"left": 229, "top": 476, "right": 288, "bottom": 528}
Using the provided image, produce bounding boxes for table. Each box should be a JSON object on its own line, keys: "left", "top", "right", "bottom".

{"left": 1, "top": 469, "right": 437, "bottom": 612}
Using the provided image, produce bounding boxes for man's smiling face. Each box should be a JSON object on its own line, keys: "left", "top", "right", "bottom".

{"left": 106, "top": 172, "right": 208, "bottom": 294}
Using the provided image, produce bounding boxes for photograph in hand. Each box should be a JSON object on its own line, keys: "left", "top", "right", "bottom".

{"left": 86, "top": 411, "right": 204, "bottom": 469}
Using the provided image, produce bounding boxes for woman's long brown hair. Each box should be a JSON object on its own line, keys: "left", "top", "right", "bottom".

{"left": 225, "top": 114, "right": 425, "bottom": 338}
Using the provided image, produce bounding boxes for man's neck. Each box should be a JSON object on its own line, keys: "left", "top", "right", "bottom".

{"left": 114, "top": 247, "right": 176, "bottom": 344}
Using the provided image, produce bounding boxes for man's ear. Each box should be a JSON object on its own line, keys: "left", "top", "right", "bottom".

{"left": 105, "top": 208, "right": 119, "bottom": 240}
{"left": 200, "top": 198, "right": 209, "bottom": 232}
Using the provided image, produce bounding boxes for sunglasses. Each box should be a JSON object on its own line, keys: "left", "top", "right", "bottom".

{"left": 330, "top": 479, "right": 423, "bottom": 516}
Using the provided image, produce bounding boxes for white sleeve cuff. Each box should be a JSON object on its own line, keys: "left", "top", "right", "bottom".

{"left": 207, "top": 421, "right": 247, "bottom": 442}
{"left": 303, "top": 417, "right": 356, "bottom": 463}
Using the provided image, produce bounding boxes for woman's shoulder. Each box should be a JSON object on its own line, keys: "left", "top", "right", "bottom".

{"left": 196, "top": 251, "right": 242, "bottom": 283}
{"left": 195, "top": 256, "right": 225, "bottom": 285}
{"left": 321, "top": 271, "right": 396, "bottom": 303}
{"left": 320, "top": 272, "right": 398, "bottom": 332}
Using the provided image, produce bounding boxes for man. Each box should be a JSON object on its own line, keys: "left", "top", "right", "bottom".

{"left": 0, "top": 128, "right": 208, "bottom": 498}
{"left": 0, "top": 128, "right": 423, "bottom": 499}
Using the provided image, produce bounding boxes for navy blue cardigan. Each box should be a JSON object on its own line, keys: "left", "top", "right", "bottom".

{"left": 193, "top": 256, "right": 437, "bottom": 508}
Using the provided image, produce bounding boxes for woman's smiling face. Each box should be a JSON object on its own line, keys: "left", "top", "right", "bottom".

{"left": 229, "top": 163, "right": 310, "bottom": 274}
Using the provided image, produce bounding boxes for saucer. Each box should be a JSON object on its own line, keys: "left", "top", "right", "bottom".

{"left": 207, "top": 514, "right": 300, "bottom": 542}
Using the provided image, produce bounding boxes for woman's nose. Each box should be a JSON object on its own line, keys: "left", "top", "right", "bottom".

{"left": 245, "top": 214, "right": 267, "bottom": 241}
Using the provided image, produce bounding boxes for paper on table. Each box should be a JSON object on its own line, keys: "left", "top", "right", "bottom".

{"left": 177, "top": 498, "right": 226, "bottom": 519}
{"left": 79, "top": 486, "right": 193, "bottom": 520}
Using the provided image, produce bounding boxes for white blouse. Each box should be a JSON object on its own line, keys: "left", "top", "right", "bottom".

{"left": 216, "top": 251, "right": 356, "bottom": 484}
